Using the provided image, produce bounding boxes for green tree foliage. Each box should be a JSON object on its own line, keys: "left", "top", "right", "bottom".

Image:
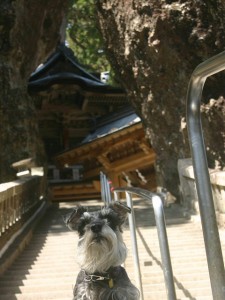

{"left": 67, "top": 0, "right": 111, "bottom": 75}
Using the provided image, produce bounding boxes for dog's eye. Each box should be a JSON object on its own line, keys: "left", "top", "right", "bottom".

{"left": 103, "top": 214, "right": 119, "bottom": 230}
{"left": 77, "top": 217, "right": 91, "bottom": 236}
{"left": 99, "top": 209, "right": 120, "bottom": 230}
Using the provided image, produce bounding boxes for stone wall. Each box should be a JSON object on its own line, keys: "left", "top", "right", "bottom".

{"left": 178, "top": 158, "right": 225, "bottom": 227}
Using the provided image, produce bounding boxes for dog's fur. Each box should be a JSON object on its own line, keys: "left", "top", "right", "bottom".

{"left": 64, "top": 201, "right": 140, "bottom": 300}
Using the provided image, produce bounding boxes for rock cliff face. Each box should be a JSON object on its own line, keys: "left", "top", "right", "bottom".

{"left": 96, "top": 0, "right": 225, "bottom": 198}
{"left": 201, "top": 97, "right": 225, "bottom": 168}
{"left": 0, "top": 0, "right": 68, "bottom": 182}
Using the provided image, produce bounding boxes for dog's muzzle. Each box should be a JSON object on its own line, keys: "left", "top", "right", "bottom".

{"left": 90, "top": 221, "right": 104, "bottom": 233}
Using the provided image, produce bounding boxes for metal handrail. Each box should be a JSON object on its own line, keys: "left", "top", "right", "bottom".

{"left": 100, "top": 173, "right": 144, "bottom": 299}
{"left": 186, "top": 51, "right": 225, "bottom": 300}
{"left": 124, "top": 191, "right": 144, "bottom": 300}
{"left": 114, "top": 187, "right": 177, "bottom": 300}
{"left": 100, "top": 171, "right": 112, "bottom": 205}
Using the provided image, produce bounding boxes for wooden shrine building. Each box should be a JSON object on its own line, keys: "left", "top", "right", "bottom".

{"left": 28, "top": 44, "right": 156, "bottom": 201}
{"left": 28, "top": 44, "right": 126, "bottom": 160}
{"left": 52, "top": 107, "right": 156, "bottom": 201}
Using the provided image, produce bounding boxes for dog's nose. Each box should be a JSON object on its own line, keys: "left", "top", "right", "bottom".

{"left": 91, "top": 223, "right": 102, "bottom": 233}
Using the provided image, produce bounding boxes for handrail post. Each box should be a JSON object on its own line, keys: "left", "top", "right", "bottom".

{"left": 125, "top": 191, "right": 144, "bottom": 300}
{"left": 186, "top": 50, "right": 225, "bottom": 299}
{"left": 100, "top": 172, "right": 106, "bottom": 204}
{"left": 114, "top": 187, "right": 177, "bottom": 300}
{"left": 100, "top": 172, "right": 112, "bottom": 206}
{"left": 152, "top": 195, "right": 176, "bottom": 300}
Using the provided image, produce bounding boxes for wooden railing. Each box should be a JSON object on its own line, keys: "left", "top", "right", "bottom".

{"left": 178, "top": 158, "right": 225, "bottom": 227}
{"left": 0, "top": 175, "right": 45, "bottom": 237}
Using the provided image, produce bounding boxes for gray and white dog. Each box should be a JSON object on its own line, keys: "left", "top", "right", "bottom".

{"left": 64, "top": 201, "right": 140, "bottom": 300}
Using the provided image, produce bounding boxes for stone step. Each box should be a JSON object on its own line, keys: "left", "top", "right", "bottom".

{"left": 9, "top": 260, "right": 208, "bottom": 272}
{"left": 0, "top": 291, "right": 213, "bottom": 300}
{"left": 0, "top": 284, "right": 210, "bottom": 299}
{"left": 12, "top": 257, "right": 76, "bottom": 265}
{"left": 0, "top": 290, "right": 73, "bottom": 300}
{"left": 7, "top": 263, "right": 76, "bottom": 272}
{"left": 4, "top": 265, "right": 78, "bottom": 274}
{"left": 1, "top": 271, "right": 78, "bottom": 280}
{"left": 0, "top": 276, "right": 76, "bottom": 288}
{"left": 0, "top": 275, "right": 210, "bottom": 292}
{"left": 0, "top": 282, "right": 74, "bottom": 294}
{"left": 180, "top": 298, "right": 212, "bottom": 300}
{"left": 144, "top": 283, "right": 212, "bottom": 295}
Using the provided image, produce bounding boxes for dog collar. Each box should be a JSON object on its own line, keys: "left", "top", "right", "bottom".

{"left": 84, "top": 273, "right": 110, "bottom": 282}
{"left": 83, "top": 270, "right": 114, "bottom": 288}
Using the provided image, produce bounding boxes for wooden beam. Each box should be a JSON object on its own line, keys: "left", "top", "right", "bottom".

{"left": 53, "top": 187, "right": 98, "bottom": 195}
{"left": 139, "top": 141, "right": 153, "bottom": 154}
{"left": 111, "top": 152, "right": 156, "bottom": 173}
{"left": 52, "top": 193, "right": 101, "bottom": 201}
{"left": 56, "top": 133, "right": 145, "bottom": 167}
{"left": 40, "top": 104, "right": 80, "bottom": 113}
{"left": 97, "top": 155, "right": 111, "bottom": 169}
{"left": 92, "top": 180, "right": 101, "bottom": 192}
{"left": 68, "top": 128, "right": 90, "bottom": 137}
{"left": 83, "top": 167, "right": 104, "bottom": 180}
{"left": 55, "top": 123, "right": 143, "bottom": 164}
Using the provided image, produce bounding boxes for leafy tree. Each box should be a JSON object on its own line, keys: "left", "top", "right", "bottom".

{"left": 67, "top": 0, "right": 111, "bottom": 75}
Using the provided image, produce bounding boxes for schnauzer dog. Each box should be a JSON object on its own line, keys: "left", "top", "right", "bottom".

{"left": 64, "top": 201, "right": 140, "bottom": 300}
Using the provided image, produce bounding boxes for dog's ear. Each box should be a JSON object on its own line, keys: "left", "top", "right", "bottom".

{"left": 63, "top": 206, "right": 87, "bottom": 231}
{"left": 110, "top": 201, "right": 131, "bottom": 226}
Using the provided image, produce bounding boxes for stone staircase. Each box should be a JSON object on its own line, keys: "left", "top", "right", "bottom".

{"left": 0, "top": 199, "right": 224, "bottom": 300}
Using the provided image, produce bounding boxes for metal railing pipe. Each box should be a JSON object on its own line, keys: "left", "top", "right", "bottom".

{"left": 186, "top": 50, "right": 225, "bottom": 300}
{"left": 151, "top": 195, "right": 176, "bottom": 300}
{"left": 106, "top": 177, "right": 112, "bottom": 204}
{"left": 100, "top": 172, "right": 106, "bottom": 204}
{"left": 100, "top": 172, "right": 112, "bottom": 205}
{"left": 114, "top": 187, "right": 177, "bottom": 300}
{"left": 125, "top": 191, "right": 144, "bottom": 300}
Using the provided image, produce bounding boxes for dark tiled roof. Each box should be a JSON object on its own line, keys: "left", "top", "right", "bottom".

{"left": 28, "top": 44, "right": 125, "bottom": 95}
{"left": 81, "top": 107, "right": 141, "bottom": 143}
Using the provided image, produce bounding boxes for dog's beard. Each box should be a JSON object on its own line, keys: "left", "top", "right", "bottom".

{"left": 77, "top": 225, "right": 127, "bottom": 273}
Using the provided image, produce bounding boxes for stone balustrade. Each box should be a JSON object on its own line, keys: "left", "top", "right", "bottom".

{"left": 0, "top": 176, "right": 45, "bottom": 237}
{"left": 178, "top": 158, "right": 225, "bottom": 227}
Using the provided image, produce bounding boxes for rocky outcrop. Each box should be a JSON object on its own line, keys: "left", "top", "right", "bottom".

{"left": 0, "top": 0, "right": 68, "bottom": 182}
{"left": 96, "top": 0, "right": 225, "bottom": 199}
{"left": 201, "top": 97, "right": 225, "bottom": 169}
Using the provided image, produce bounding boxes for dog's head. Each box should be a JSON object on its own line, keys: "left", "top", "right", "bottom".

{"left": 64, "top": 201, "right": 131, "bottom": 273}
